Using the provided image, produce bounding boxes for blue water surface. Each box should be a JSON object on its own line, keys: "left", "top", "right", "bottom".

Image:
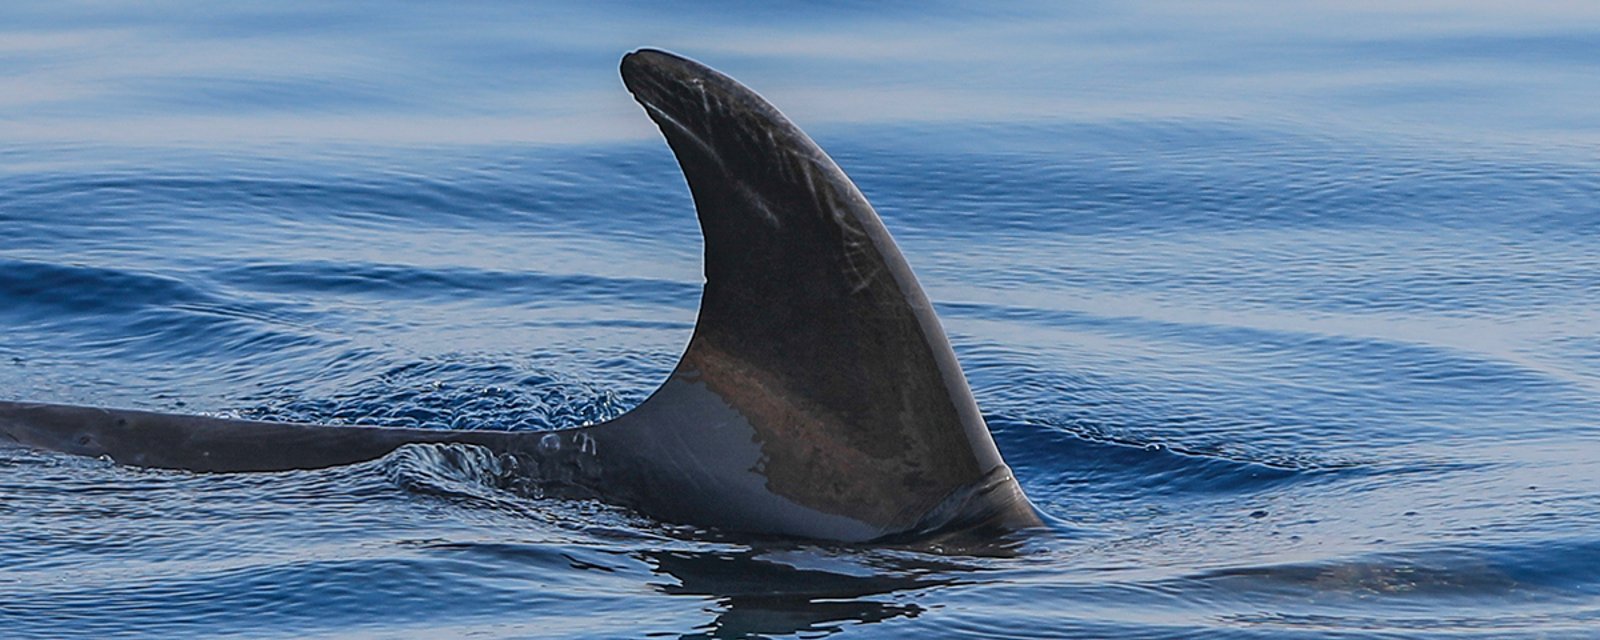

{"left": 3, "top": 2, "right": 1599, "bottom": 638}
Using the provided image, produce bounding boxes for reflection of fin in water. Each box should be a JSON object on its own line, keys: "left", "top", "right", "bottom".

{"left": 649, "top": 549, "right": 947, "bottom": 638}
{"left": 0, "top": 49, "right": 1041, "bottom": 543}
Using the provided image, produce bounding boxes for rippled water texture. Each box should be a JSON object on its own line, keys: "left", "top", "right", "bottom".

{"left": 3, "top": 2, "right": 1599, "bottom": 638}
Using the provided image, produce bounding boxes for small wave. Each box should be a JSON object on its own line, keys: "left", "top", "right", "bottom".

{"left": 207, "top": 260, "right": 700, "bottom": 308}
{"left": 955, "top": 303, "right": 1600, "bottom": 454}
{"left": 993, "top": 417, "right": 1316, "bottom": 507}
{"left": 231, "top": 353, "right": 634, "bottom": 431}
{"left": 1196, "top": 538, "right": 1600, "bottom": 623}
{"left": 382, "top": 442, "right": 540, "bottom": 503}
{"left": 0, "top": 259, "right": 209, "bottom": 317}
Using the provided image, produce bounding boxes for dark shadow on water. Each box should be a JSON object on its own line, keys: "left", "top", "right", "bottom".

{"left": 643, "top": 547, "right": 961, "bottom": 639}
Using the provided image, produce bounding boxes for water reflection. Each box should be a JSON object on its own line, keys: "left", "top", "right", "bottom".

{"left": 644, "top": 547, "right": 960, "bottom": 639}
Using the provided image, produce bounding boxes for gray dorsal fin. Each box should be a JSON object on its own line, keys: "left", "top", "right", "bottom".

{"left": 0, "top": 49, "right": 1038, "bottom": 543}
{"left": 600, "top": 49, "right": 1034, "bottom": 539}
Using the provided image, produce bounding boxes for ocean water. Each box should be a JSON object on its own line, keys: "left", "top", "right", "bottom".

{"left": 3, "top": 2, "right": 1599, "bottom": 638}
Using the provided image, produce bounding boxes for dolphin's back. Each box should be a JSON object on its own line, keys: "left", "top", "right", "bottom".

{"left": 0, "top": 401, "right": 519, "bottom": 471}
{"left": 0, "top": 49, "right": 1039, "bottom": 543}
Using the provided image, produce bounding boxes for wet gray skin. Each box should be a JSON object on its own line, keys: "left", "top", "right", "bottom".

{"left": 0, "top": 48, "right": 1042, "bottom": 544}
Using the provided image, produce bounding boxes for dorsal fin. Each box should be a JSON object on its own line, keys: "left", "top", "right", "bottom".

{"left": 0, "top": 49, "right": 1039, "bottom": 544}
{"left": 598, "top": 49, "right": 1037, "bottom": 539}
